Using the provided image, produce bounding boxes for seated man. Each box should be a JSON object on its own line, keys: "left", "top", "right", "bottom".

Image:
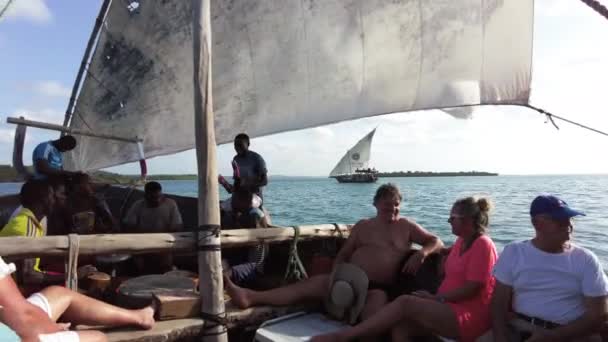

{"left": 221, "top": 188, "right": 269, "bottom": 287}
{"left": 32, "top": 135, "right": 81, "bottom": 181}
{"left": 0, "top": 256, "right": 154, "bottom": 342}
{"left": 486, "top": 195, "right": 608, "bottom": 342}
{"left": 0, "top": 180, "right": 64, "bottom": 286}
{"left": 221, "top": 188, "right": 267, "bottom": 229}
{"left": 123, "top": 181, "right": 183, "bottom": 274}
{"left": 68, "top": 173, "right": 117, "bottom": 234}
{"left": 225, "top": 183, "right": 443, "bottom": 337}
{"left": 8, "top": 179, "right": 69, "bottom": 236}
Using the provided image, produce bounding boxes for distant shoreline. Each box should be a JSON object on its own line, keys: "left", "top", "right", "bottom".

{"left": 1, "top": 165, "right": 498, "bottom": 183}
{"left": 377, "top": 171, "right": 498, "bottom": 177}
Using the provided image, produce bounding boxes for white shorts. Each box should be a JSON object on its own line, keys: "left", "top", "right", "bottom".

{"left": 26, "top": 293, "right": 80, "bottom": 342}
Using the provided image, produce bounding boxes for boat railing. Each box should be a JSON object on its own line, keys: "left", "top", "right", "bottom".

{"left": 0, "top": 224, "right": 351, "bottom": 291}
{"left": 0, "top": 224, "right": 351, "bottom": 258}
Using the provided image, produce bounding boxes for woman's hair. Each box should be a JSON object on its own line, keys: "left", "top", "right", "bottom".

{"left": 452, "top": 196, "right": 493, "bottom": 234}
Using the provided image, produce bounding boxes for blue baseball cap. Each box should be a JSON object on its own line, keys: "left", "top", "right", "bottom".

{"left": 530, "top": 195, "right": 586, "bottom": 220}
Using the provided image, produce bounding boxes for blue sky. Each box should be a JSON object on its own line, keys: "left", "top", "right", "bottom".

{"left": 1, "top": 0, "right": 607, "bottom": 176}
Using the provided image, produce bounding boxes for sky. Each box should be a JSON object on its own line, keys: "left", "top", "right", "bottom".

{"left": 0, "top": 0, "right": 607, "bottom": 177}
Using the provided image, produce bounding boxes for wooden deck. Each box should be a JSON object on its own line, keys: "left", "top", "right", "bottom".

{"left": 103, "top": 305, "right": 313, "bottom": 342}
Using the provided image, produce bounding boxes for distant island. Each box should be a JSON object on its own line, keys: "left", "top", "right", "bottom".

{"left": 1, "top": 165, "right": 497, "bottom": 183}
{"left": 378, "top": 171, "right": 498, "bottom": 177}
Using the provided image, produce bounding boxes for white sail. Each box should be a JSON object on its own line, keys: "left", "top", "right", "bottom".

{"left": 330, "top": 128, "right": 376, "bottom": 177}
{"left": 64, "top": 0, "right": 533, "bottom": 171}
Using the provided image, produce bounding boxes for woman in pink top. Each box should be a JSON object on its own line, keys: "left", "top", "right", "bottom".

{"left": 311, "top": 196, "right": 498, "bottom": 342}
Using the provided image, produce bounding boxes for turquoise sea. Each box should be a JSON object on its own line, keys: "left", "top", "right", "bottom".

{"left": 2, "top": 175, "right": 608, "bottom": 266}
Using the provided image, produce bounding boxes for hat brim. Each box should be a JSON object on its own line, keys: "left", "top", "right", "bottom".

{"left": 549, "top": 207, "right": 586, "bottom": 220}
{"left": 324, "top": 263, "right": 369, "bottom": 325}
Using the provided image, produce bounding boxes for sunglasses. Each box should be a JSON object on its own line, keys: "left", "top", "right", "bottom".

{"left": 447, "top": 214, "right": 465, "bottom": 223}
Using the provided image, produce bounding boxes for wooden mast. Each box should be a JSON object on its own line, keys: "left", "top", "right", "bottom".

{"left": 192, "top": 0, "right": 227, "bottom": 341}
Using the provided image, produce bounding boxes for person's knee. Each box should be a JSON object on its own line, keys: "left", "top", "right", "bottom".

{"left": 40, "top": 285, "right": 70, "bottom": 298}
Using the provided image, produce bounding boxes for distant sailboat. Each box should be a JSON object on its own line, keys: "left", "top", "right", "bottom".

{"left": 329, "top": 128, "right": 378, "bottom": 183}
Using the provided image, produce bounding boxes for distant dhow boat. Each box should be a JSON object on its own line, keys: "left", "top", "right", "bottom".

{"left": 329, "top": 128, "right": 379, "bottom": 183}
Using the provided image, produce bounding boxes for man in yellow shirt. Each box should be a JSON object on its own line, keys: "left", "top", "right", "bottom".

{"left": 0, "top": 180, "right": 62, "bottom": 285}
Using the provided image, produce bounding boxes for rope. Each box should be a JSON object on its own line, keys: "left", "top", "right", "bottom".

{"left": 199, "top": 312, "right": 228, "bottom": 336}
{"left": 580, "top": 0, "right": 608, "bottom": 21}
{"left": 197, "top": 224, "right": 222, "bottom": 252}
{"left": 333, "top": 223, "right": 344, "bottom": 239}
{"left": 283, "top": 226, "right": 308, "bottom": 283}
{"left": 527, "top": 105, "right": 608, "bottom": 137}
{"left": 66, "top": 234, "right": 80, "bottom": 291}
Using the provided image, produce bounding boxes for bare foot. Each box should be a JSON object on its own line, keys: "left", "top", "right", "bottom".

{"left": 135, "top": 306, "right": 155, "bottom": 330}
{"left": 223, "top": 275, "right": 253, "bottom": 309}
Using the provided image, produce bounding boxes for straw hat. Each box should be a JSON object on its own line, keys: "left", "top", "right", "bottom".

{"left": 324, "top": 263, "right": 369, "bottom": 325}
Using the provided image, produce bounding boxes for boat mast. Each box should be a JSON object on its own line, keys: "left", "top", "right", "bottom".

{"left": 61, "top": 0, "right": 112, "bottom": 133}
{"left": 192, "top": 0, "right": 227, "bottom": 341}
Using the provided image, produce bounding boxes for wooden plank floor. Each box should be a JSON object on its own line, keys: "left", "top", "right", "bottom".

{"left": 104, "top": 305, "right": 312, "bottom": 342}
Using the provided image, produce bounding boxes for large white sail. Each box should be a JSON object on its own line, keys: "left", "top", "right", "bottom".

{"left": 330, "top": 128, "right": 376, "bottom": 177}
{"left": 64, "top": 0, "right": 533, "bottom": 171}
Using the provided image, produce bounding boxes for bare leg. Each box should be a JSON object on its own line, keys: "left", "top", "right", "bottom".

{"left": 39, "top": 286, "right": 155, "bottom": 329}
{"left": 391, "top": 317, "right": 430, "bottom": 342}
{"left": 360, "top": 289, "right": 389, "bottom": 342}
{"left": 312, "top": 295, "right": 459, "bottom": 342}
{"left": 225, "top": 273, "right": 329, "bottom": 309}
{"left": 75, "top": 331, "right": 108, "bottom": 342}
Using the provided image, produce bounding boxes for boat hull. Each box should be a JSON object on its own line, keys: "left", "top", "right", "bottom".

{"left": 333, "top": 173, "right": 378, "bottom": 183}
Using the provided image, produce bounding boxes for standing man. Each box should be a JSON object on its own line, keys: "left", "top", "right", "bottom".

{"left": 32, "top": 135, "right": 80, "bottom": 180}
{"left": 486, "top": 195, "right": 608, "bottom": 342}
{"left": 220, "top": 133, "right": 268, "bottom": 203}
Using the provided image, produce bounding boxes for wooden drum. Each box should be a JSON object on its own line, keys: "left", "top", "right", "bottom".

{"left": 116, "top": 275, "right": 196, "bottom": 309}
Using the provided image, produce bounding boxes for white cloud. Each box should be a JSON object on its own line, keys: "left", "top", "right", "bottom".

{"left": 33, "top": 80, "right": 71, "bottom": 98}
{"left": 536, "top": 0, "right": 574, "bottom": 18}
{"left": 1, "top": 0, "right": 52, "bottom": 24}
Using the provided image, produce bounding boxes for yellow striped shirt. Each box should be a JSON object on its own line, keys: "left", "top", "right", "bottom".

{"left": 0, "top": 207, "right": 44, "bottom": 272}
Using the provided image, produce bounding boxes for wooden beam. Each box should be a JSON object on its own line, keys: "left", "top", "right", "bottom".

{"left": 6, "top": 117, "right": 141, "bottom": 143}
{"left": 192, "top": 0, "right": 226, "bottom": 340}
{"left": 0, "top": 224, "right": 351, "bottom": 258}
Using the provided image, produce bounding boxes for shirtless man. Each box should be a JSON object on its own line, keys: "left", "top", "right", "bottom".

{"left": 226, "top": 183, "right": 443, "bottom": 336}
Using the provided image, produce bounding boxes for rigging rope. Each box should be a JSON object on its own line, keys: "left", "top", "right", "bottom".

{"left": 283, "top": 226, "right": 308, "bottom": 283}
{"left": 526, "top": 104, "right": 608, "bottom": 137}
{"left": 580, "top": 0, "right": 608, "bottom": 21}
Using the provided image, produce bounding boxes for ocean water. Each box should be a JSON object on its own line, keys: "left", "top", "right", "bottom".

{"left": 2, "top": 175, "right": 608, "bottom": 266}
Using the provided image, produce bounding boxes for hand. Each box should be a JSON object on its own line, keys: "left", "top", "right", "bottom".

{"left": 310, "top": 332, "right": 348, "bottom": 342}
{"left": 401, "top": 250, "right": 426, "bottom": 274}
{"left": 525, "top": 330, "right": 560, "bottom": 342}
{"left": 77, "top": 265, "right": 98, "bottom": 279}
{"left": 411, "top": 290, "right": 437, "bottom": 301}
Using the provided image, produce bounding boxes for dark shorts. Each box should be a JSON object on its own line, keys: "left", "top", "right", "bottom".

{"left": 369, "top": 251, "right": 444, "bottom": 300}
{"left": 230, "top": 262, "right": 259, "bottom": 286}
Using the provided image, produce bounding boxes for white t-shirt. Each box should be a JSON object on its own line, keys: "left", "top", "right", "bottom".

{"left": 493, "top": 240, "right": 608, "bottom": 324}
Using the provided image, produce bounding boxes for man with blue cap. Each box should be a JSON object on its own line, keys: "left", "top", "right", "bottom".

{"left": 485, "top": 195, "right": 608, "bottom": 342}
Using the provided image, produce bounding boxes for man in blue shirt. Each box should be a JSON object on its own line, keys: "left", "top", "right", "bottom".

{"left": 32, "top": 135, "right": 80, "bottom": 180}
